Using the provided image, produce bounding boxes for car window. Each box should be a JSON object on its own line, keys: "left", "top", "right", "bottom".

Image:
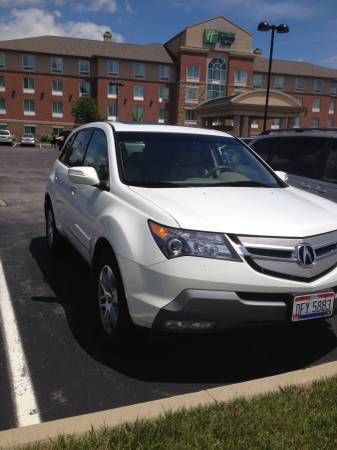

{"left": 269, "top": 137, "right": 327, "bottom": 180}
{"left": 62, "top": 129, "right": 93, "bottom": 167}
{"left": 59, "top": 132, "right": 77, "bottom": 164}
{"left": 250, "top": 138, "right": 277, "bottom": 162}
{"left": 116, "top": 132, "right": 282, "bottom": 188}
{"left": 323, "top": 146, "right": 337, "bottom": 184}
{"left": 0, "top": 130, "right": 10, "bottom": 136}
{"left": 83, "top": 129, "right": 109, "bottom": 184}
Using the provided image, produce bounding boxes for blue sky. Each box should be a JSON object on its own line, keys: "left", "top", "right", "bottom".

{"left": 0, "top": 0, "right": 336, "bottom": 68}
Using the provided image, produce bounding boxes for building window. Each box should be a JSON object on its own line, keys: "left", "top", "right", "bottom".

{"left": 296, "top": 96, "right": 303, "bottom": 106}
{"left": 274, "top": 75, "right": 285, "bottom": 89}
{"left": 23, "top": 77, "right": 35, "bottom": 93}
{"left": 24, "top": 99, "right": 35, "bottom": 116}
{"left": 312, "top": 98, "right": 320, "bottom": 112}
{"left": 79, "top": 59, "right": 90, "bottom": 75}
{"left": 289, "top": 116, "right": 301, "bottom": 128}
{"left": 133, "top": 85, "right": 144, "bottom": 100}
{"left": 159, "top": 86, "right": 169, "bottom": 102}
{"left": 253, "top": 73, "right": 263, "bottom": 88}
{"left": 295, "top": 78, "right": 305, "bottom": 91}
{"left": 159, "top": 65, "right": 170, "bottom": 81}
{"left": 0, "top": 53, "right": 5, "bottom": 69}
{"left": 234, "top": 70, "right": 247, "bottom": 87}
{"left": 186, "top": 65, "right": 200, "bottom": 82}
{"left": 134, "top": 63, "right": 145, "bottom": 79}
{"left": 52, "top": 79, "right": 63, "bottom": 95}
{"left": 250, "top": 119, "right": 259, "bottom": 129}
{"left": 108, "top": 83, "right": 117, "bottom": 98}
{"left": 0, "top": 98, "right": 6, "bottom": 114}
{"left": 52, "top": 102, "right": 63, "bottom": 118}
{"left": 207, "top": 58, "right": 226, "bottom": 99}
{"left": 51, "top": 56, "right": 63, "bottom": 73}
{"left": 185, "top": 86, "right": 199, "bottom": 103}
{"left": 107, "top": 104, "right": 117, "bottom": 120}
{"left": 24, "top": 126, "right": 36, "bottom": 135}
{"left": 22, "top": 54, "right": 35, "bottom": 71}
{"left": 329, "top": 100, "right": 335, "bottom": 115}
{"left": 271, "top": 118, "right": 280, "bottom": 129}
{"left": 132, "top": 106, "right": 144, "bottom": 122}
{"left": 327, "top": 118, "right": 333, "bottom": 128}
{"left": 331, "top": 82, "right": 337, "bottom": 96}
{"left": 158, "top": 108, "right": 168, "bottom": 123}
{"left": 79, "top": 80, "right": 90, "bottom": 97}
{"left": 311, "top": 117, "right": 319, "bottom": 128}
{"left": 107, "top": 59, "right": 119, "bottom": 76}
{"left": 0, "top": 76, "right": 5, "bottom": 92}
{"left": 313, "top": 79, "right": 323, "bottom": 93}
{"left": 184, "top": 109, "right": 197, "bottom": 124}
{"left": 53, "top": 126, "right": 64, "bottom": 136}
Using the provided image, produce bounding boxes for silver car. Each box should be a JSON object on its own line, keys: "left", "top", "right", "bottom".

{"left": 250, "top": 129, "right": 337, "bottom": 203}
{"left": 0, "top": 129, "right": 13, "bottom": 145}
{"left": 20, "top": 133, "right": 35, "bottom": 146}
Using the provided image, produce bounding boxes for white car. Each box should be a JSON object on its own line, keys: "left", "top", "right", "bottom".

{"left": 0, "top": 129, "right": 14, "bottom": 145}
{"left": 20, "top": 133, "right": 35, "bottom": 146}
{"left": 45, "top": 122, "right": 337, "bottom": 342}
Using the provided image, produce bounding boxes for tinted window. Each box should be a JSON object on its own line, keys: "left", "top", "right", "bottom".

{"left": 83, "top": 130, "right": 109, "bottom": 183}
{"left": 250, "top": 138, "right": 277, "bottom": 162}
{"left": 63, "top": 129, "right": 93, "bottom": 167}
{"left": 269, "top": 137, "right": 327, "bottom": 179}
{"left": 59, "top": 132, "right": 77, "bottom": 163}
{"left": 323, "top": 146, "right": 337, "bottom": 183}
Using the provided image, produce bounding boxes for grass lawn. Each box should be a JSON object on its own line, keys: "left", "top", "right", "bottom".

{"left": 24, "top": 376, "right": 337, "bottom": 450}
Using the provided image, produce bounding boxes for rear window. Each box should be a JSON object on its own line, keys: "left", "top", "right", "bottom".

{"left": 0, "top": 130, "right": 10, "bottom": 136}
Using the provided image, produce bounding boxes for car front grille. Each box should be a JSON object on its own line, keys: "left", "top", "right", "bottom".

{"left": 233, "top": 230, "right": 337, "bottom": 282}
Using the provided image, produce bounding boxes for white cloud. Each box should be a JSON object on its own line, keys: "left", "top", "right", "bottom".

{"left": 0, "top": 8, "right": 124, "bottom": 41}
{"left": 0, "top": 0, "right": 43, "bottom": 5}
{"left": 323, "top": 55, "right": 337, "bottom": 67}
{"left": 88, "top": 0, "right": 117, "bottom": 13}
{"left": 125, "top": 0, "right": 132, "bottom": 13}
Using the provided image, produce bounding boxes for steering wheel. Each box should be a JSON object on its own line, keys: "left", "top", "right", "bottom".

{"left": 205, "top": 165, "right": 234, "bottom": 178}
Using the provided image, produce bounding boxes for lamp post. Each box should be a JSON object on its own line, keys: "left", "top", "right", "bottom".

{"left": 109, "top": 82, "right": 124, "bottom": 120}
{"left": 257, "top": 21, "right": 289, "bottom": 131}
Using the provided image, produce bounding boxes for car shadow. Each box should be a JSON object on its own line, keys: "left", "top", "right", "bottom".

{"left": 30, "top": 236, "right": 337, "bottom": 385}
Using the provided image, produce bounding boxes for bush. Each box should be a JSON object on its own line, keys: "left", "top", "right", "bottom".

{"left": 40, "top": 134, "right": 51, "bottom": 143}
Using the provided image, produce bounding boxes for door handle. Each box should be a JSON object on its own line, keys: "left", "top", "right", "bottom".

{"left": 71, "top": 186, "right": 77, "bottom": 195}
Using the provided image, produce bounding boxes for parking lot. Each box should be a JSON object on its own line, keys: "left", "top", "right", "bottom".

{"left": 1, "top": 144, "right": 337, "bottom": 432}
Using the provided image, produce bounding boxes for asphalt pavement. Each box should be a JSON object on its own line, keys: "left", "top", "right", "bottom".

{"left": 1, "top": 144, "right": 337, "bottom": 431}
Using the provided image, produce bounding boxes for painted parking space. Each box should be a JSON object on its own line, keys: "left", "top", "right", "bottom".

{"left": 1, "top": 145, "right": 337, "bottom": 431}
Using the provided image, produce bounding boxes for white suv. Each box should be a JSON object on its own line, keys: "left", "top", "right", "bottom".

{"left": 45, "top": 122, "right": 337, "bottom": 341}
{"left": 0, "top": 129, "right": 14, "bottom": 145}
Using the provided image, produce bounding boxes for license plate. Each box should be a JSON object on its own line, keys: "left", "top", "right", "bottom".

{"left": 292, "top": 292, "right": 335, "bottom": 322}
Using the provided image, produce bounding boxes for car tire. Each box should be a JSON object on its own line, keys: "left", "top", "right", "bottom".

{"left": 94, "top": 248, "right": 134, "bottom": 345}
{"left": 45, "top": 203, "right": 64, "bottom": 254}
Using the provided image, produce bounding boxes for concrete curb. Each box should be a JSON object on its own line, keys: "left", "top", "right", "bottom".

{"left": 1, "top": 361, "right": 337, "bottom": 449}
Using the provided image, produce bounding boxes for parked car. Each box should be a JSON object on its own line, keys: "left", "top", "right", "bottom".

{"left": 45, "top": 122, "right": 337, "bottom": 342}
{"left": 0, "top": 129, "right": 14, "bottom": 145}
{"left": 20, "top": 133, "right": 35, "bottom": 146}
{"left": 250, "top": 128, "right": 337, "bottom": 202}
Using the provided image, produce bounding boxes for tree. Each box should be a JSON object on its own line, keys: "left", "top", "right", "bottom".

{"left": 71, "top": 97, "right": 104, "bottom": 123}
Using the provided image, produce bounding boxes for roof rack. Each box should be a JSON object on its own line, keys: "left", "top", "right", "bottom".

{"left": 259, "top": 127, "right": 337, "bottom": 135}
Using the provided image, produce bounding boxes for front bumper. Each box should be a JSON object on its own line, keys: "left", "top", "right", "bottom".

{"left": 118, "top": 256, "right": 337, "bottom": 330}
{"left": 152, "top": 288, "right": 337, "bottom": 331}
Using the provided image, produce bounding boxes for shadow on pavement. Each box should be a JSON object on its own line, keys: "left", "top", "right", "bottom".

{"left": 30, "top": 236, "right": 337, "bottom": 385}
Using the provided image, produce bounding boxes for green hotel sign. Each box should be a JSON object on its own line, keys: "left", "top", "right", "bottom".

{"left": 203, "top": 29, "right": 235, "bottom": 47}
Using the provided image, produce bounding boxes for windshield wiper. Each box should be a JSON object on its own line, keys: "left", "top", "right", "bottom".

{"left": 208, "top": 181, "right": 277, "bottom": 187}
{"left": 127, "top": 181, "right": 190, "bottom": 187}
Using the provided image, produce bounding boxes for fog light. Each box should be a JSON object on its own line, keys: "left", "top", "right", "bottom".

{"left": 164, "top": 320, "right": 215, "bottom": 330}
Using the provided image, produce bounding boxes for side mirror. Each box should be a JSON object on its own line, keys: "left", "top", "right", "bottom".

{"left": 274, "top": 170, "right": 288, "bottom": 183}
{"left": 68, "top": 166, "right": 100, "bottom": 186}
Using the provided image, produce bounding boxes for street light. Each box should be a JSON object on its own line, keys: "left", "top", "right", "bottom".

{"left": 109, "top": 82, "right": 124, "bottom": 120}
{"left": 257, "top": 21, "right": 289, "bottom": 131}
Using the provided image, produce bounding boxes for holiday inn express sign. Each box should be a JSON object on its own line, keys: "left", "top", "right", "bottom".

{"left": 203, "top": 28, "right": 235, "bottom": 47}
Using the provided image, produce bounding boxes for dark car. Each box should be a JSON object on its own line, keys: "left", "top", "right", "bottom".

{"left": 250, "top": 128, "right": 337, "bottom": 202}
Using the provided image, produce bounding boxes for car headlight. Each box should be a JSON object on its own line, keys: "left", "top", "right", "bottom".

{"left": 149, "top": 220, "right": 241, "bottom": 261}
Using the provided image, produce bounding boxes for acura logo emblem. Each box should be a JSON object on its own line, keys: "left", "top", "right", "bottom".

{"left": 296, "top": 244, "right": 316, "bottom": 267}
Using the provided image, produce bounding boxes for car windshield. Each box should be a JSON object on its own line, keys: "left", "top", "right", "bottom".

{"left": 23, "top": 134, "right": 33, "bottom": 138}
{"left": 0, "top": 130, "right": 10, "bottom": 135}
{"left": 116, "top": 132, "right": 282, "bottom": 188}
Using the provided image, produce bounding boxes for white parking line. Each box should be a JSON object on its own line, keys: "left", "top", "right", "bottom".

{"left": 0, "top": 258, "right": 41, "bottom": 427}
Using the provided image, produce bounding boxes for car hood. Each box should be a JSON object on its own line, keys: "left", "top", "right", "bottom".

{"left": 130, "top": 185, "right": 337, "bottom": 237}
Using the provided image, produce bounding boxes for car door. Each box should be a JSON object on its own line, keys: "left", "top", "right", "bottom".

{"left": 56, "top": 128, "right": 93, "bottom": 244}
{"left": 268, "top": 136, "right": 327, "bottom": 196}
{"left": 68, "top": 128, "right": 110, "bottom": 256}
